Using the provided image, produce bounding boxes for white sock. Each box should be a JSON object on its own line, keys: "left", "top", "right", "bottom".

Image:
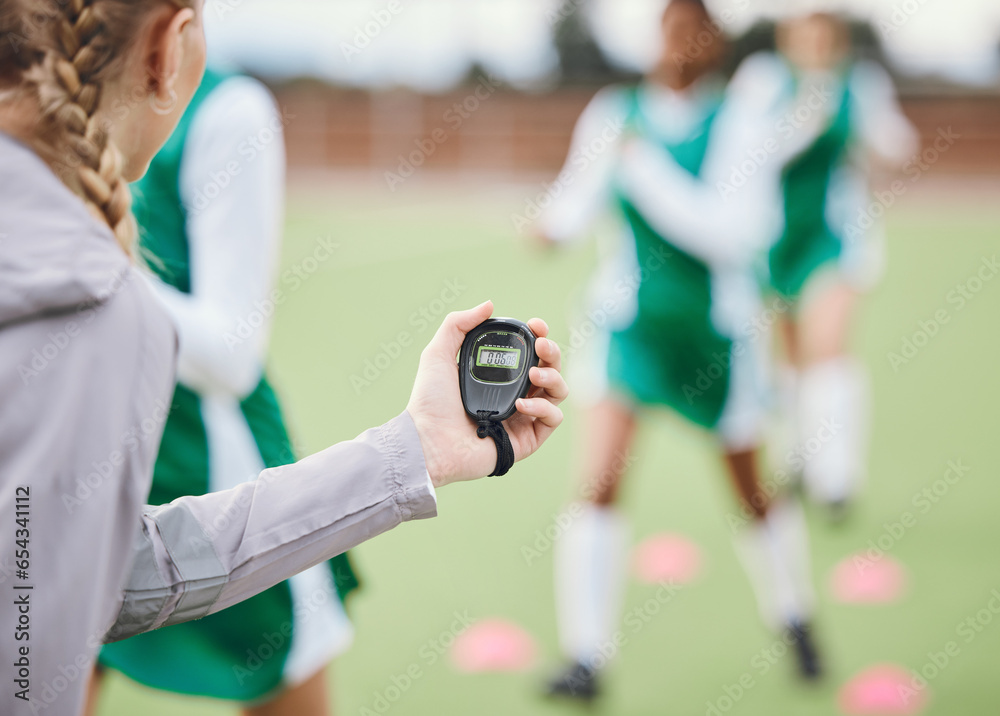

{"left": 770, "top": 364, "right": 801, "bottom": 472}
{"left": 798, "top": 357, "right": 870, "bottom": 504}
{"left": 554, "top": 503, "right": 629, "bottom": 666}
{"left": 734, "top": 499, "right": 815, "bottom": 631}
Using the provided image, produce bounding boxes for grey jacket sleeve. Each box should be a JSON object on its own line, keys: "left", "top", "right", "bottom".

{"left": 104, "top": 410, "right": 436, "bottom": 642}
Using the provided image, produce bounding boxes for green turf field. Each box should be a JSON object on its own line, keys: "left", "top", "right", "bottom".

{"left": 97, "top": 179, "right": 1000, "bottom": 716}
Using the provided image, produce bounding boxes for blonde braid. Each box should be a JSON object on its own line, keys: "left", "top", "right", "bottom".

{"left": 25, "top": 0, "right": 136, "bottom": 249}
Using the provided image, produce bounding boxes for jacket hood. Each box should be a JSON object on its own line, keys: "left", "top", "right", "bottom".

{"left": 0, "top": 131, "right": 131, "bottom": 327}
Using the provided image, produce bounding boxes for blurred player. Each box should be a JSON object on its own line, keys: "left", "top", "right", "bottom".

{"left": 536, "top": 0, "right": 824, "bottom": 701}
{"left": 0, "top": 3, "right": 567, "bottom": 711}
{"left": 748, "top": 13, "right": 918, "bottom": 517}
{"left": 89, "top": 68, "right": 358, "bottom": 716}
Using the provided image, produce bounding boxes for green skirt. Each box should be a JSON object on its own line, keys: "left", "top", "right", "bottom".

{"left": 768, "top": 224, "right": 843, "bottom": 302}
{"left": 607, "top": 310, "right": 733, "bottom": 430}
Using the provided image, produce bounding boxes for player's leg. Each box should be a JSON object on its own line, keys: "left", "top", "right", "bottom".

{"left": 779, "top": 311, "right": 801, "bottom": 368}
{"left": 794, "top": 278, "right": 868, "bottom": 515}
{"left": 84, "top": 665, "right": 333, "bottom": 716}
{"left": 771, "top": 312, "right": 803, "bottom": 484}
{"left": 718, "top": 339, "right": 820, "bottom": 678}
{"left": 723, "top": 448, "right": 820, "bottom": 677}
{"left": 245, "top": 668, "right": 329, "bottom": 716}
{"left": 547, "top": 396, "right": 637, "bottom": 701}
{"left": 579, "top": 396, "right": 637, "bottom": 506}
{"left": 724, "top": 448, "right": 768, "bottom": 519}
{"left": 82, "top": 666, "right": 104, "bottom": 716}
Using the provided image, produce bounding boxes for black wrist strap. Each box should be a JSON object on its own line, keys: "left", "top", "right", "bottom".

{"left": 475, "top": 410, "right": 515, "bottom": 477}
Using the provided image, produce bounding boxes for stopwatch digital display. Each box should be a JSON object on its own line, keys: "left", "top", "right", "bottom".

{"left": 460, "top": 318, "right": 538, "bottom": 422}
{"left": 476, "top": 346, "right": 521, "bottom": 370}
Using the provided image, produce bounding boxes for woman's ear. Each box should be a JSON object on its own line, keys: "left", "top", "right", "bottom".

{"left": 146, "top": 7, "right": 197, "bottom": 100}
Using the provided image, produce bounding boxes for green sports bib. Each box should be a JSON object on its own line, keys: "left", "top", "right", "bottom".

{"left": 99, "top": 69, "right": 357, "bottom": 701}
{"left": 768, "top": 66, "right": 854, "bottom": 300}
{"left": 607, "top": 84, "right": 734, "bottom": 429}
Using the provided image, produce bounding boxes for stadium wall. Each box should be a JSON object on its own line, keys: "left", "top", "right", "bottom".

{"left": 269, "top": 85, "right": 1000, "bottom": 176}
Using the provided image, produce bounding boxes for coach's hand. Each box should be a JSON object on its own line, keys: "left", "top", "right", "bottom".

{"left": 407, "top": 301, "right": 568, "bottom": 487}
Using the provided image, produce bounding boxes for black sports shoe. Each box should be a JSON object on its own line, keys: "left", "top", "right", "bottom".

{"left": 825, "top": 498, "right": 852, "bottom": 524}
{"left": 786, "top": 621, "right": 822, "bottom": 680}
{"left": 544, "top": 661, "right": 600, "bottom": 703}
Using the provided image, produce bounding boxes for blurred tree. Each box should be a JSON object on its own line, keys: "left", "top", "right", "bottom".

{"left": 722, "top": 19, "right": 776, "bottom": 77}
{"left": 847, "top": 20, "right": 892, "bottom": 68}
{"left": 723, "top": 17, "right": 894, "bottom": 79}
{"left": 549, "top": 7, "right": 897, "bottom": 88}
{"left": 552, "top": 0, "right": 637, "bottom": 86}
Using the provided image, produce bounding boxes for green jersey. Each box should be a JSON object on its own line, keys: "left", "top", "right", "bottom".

{"left": 99, "top": 69, "right": 357, "bottom": 701}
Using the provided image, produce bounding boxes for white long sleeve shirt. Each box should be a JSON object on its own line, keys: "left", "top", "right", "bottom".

{"left": 144, "top": 76, "right": 287, "bottom": 399}
{"left": 0, "top": 112, "right": 437, "bottom": 716}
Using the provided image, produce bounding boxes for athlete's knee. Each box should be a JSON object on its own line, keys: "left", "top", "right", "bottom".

{"left": 581, "top": 471, "right": 623, "bottom": 506}
{"left": 799, "top": 286, "right": 857, "bottom": 363}
{"left": 745, "top": 492, "right": 770, "bottom": 520}
{"left": 579, "top": 455, "right": 631, "bottom": 505}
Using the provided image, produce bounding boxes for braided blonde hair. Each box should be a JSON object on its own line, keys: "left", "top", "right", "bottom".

{"left": 0, "top": 0, "right": 193, "bottom": 251}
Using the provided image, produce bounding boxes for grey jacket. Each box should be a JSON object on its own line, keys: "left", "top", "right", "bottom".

{"left": 0, "top": 132, "right": 437, "bottom": 715}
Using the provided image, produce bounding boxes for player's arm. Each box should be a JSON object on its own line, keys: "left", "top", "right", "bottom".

{"left": 615, "top": 111, "right": 779, "bottom": 267}
{"left": 534, "top": 87, "right": 628, "bottom": 244}
{"left": 104, "top": 410, "right": 437, "bottom": 642}
{"left": 848, "top": 60, "right": 919, "bottom": 168}
{"left": 714, "top": 52, "right": 827, "bottom": 166}
{"left": 105, "top": 304, "right": 566, "bottom": 641}
{"left": 614, "top": 55, "right": 806, "bottom": 267}
{"left": 142, "top": 76, "right": 286, "bottom": 398}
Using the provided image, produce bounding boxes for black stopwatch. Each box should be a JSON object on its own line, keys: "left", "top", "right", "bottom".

{"left": 459, "top": 318, "right": 538, "bottom": 476}
{"left": 460, "top": 318, "right": 538, "bottom": 422}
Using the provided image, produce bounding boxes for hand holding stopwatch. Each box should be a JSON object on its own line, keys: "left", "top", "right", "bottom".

{"left": 459, "top": 318, "right": 539, "bottom": 476}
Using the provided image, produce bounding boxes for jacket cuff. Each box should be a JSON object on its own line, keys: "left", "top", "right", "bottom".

{"left": 383, "top": 410, "right": 438, "bottom": 521}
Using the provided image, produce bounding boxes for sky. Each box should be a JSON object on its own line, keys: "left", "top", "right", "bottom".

{"left": 204, "top": 0, "right": 1000, "bottom": 90}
